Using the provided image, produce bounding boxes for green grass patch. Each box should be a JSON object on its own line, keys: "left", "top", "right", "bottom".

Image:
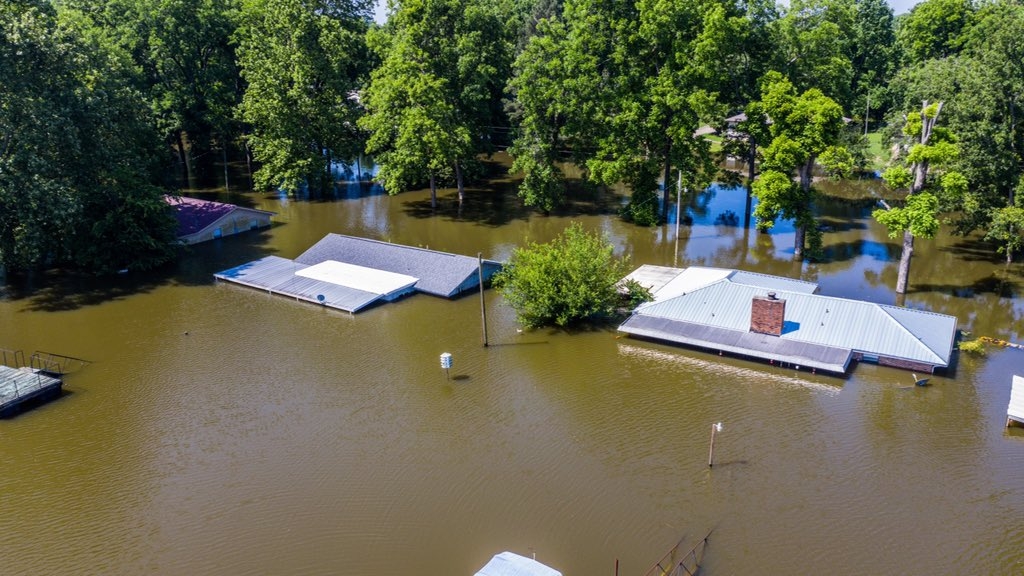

{"left": 864, "top": 131, "right": 888, "bottom": 172}
{"left": 704, "top": 134, "right": 724, "bottom": 154}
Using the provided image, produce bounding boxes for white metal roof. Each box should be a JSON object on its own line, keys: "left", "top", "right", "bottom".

{"left": 294, "top": 260, "right": 418, "bottom": 295}
{"left": 629, "top": 265, "right": 818, "bottom": 304}
{"left": 475, "top": 552, "right": 562, "bottom": 576}
{"left": 214, "top": 255, "right": 386, "bottom": 313}
{"left": 1010, "top": 375, "right": 1024, "bottom": 424}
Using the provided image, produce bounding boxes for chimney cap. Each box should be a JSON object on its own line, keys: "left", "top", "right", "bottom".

{"left": 767, "top": 291, "right": 777, "bottom": 300}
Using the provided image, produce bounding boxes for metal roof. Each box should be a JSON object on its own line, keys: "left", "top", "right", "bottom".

{"left": 629, "top": 265, "right": 817, "bottom": 305}
{"left": 295, "top": 233, "right": 500, "bottom": 297}
{"left": 166, "top": 195, "right": 274, "bottom": 237}
{"left": 619, "top": 314, "right": 852, "bottom": 373}
{"left": 1010, "top": 375, "right": 1024, "bottom": 424}
{"left": 214, "top": 256, "right": 385, "bottom": 313}
{"left": 626, "top": 276, "right": 957, "bottom": 369}
{"left": 295, "top": 260, "right": 418, "bottom": 295}
{"left": 475, "top": 552, "right": 562, "bottom": 576}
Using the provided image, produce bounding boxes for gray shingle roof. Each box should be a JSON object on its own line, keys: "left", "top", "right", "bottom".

{"left": 295, "top": 233, "right": 500, "bottom": 297}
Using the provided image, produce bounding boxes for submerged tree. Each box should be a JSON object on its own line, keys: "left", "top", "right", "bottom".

{"left": 749, "top": 72, "right": 848, "bottom": 259}
{"left": 236, "top": 0, "right": 371, "bottom": 195}
{"left": 508, "top": 0, "right": 731, "bottom": 224}
{"left": 494, "top": 222, "right": 642, "bottom": 328}
{"left": 360, "top": 0, "right": 512, "bottom": 207}
{"left": 873, "top": 101, "right": 966, "bottom": 294}
{"left": 1, "top": 1, "right": 177, "bottom": 273}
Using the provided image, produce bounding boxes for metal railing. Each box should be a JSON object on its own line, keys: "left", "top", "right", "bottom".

{"left": 0, "top": 348, "right": 26, "bottom": 369}
{"left": 641, "top": 531, "right": 712, "bottom": 576}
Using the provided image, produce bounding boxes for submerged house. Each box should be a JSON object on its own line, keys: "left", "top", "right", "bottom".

{"left": 166, "top": 195, "right": 274, "bottom": 245}
{"left": 214, "top": 233, "right": 502, "bottom": 313}
{"left": 618, "top": 265, "right": 958, "bottom": 375}
{"left": 475, "top": 552, "right": 562, "bottom": 576}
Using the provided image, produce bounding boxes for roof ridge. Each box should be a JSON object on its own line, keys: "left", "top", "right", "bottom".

{"left": 327, "top": 233, "right": 466, "bottom": 259}
{"left": 875, "top": 305, "right": 946, "bottom": 364}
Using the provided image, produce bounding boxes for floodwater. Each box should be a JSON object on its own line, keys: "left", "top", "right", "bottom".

{"left": 2, "top": 156, "right": 1023, "bottom": 575}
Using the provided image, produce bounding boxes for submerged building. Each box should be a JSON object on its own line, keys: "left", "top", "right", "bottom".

{"left": 166, "top": 195, "right": 274, "bottom": 245}
{"left": 215, "top": 233, "right": 501, "bottom": 313}
{"left": 618, "top": 265, "right": 958, "bottom": 375}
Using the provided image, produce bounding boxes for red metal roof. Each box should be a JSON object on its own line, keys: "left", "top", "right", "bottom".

{"left": 165, "top": 195, "right": 238, "bottom": 237}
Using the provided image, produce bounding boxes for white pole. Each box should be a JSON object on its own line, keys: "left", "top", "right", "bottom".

{"left": 676, "top": 170, "right": 682, "bottom": 240}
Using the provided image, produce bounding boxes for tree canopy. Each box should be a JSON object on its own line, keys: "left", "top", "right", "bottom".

{"left": 1, "top": 0, "right": 177, "bottom": 273}
{"left": 493, "top": 222, "right": 642, "bottom": 327}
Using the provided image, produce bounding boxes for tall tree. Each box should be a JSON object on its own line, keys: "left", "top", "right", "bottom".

{"left": 360, "top": 0, "right": 512, "bottom": 207}
{"left": 61, "top": 0, "right": 242, "bottom": 187}
{"left": 749, "top": 72, "right": 848, "bottom": 259}
{"left": 777, "top": 0, "right": 856, "bottom": 111}
{"left": 1, "top": 0, "right": 177, "bottom": 273}
{"left": 236, "top": 0, "right": 371, "bottom": 195}
{"left": 851, "top": 0, "right": 896, "bottom": 129}
{"left": 896, "top": 0, "right": 974, "bottom": 65}
{"left": 873, "top": 102, "right": 966, "bottom": 294}
{"left": 509, "top": 0, "right": 731, "bottom": 224}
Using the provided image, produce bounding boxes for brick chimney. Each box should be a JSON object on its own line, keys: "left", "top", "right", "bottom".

{"left": 750, "top": 292, "right": 786, "bottom": 336}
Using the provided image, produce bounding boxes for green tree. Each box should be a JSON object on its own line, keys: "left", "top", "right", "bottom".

{"left": 509, "top": 0, "right": 730, "bottom": 223}
{"left": 236, "top": 0, "right": 371, "bottom": 195}
{"left": 1, "top": 1, "right": 177, "bottom": 273}
{"left": 494, "top": 222, "right": 637, "bottom": 327}
{"left": 61, "top": 0, "right": 242, "bottom": 187}
{"left": 896, "top": 0, "right": 974, "bottom": 64}
{"left": 985, "top": 202, "right": 1024, "bottom": 264}
{"left": 873, "top": 102, "right": 966, "bottom": 294}
{"left": 749, "top": 72, "right": 847, "bottom": 259}
{"left": 360, "top": 0, "right": 512, "bottom": 207}
{"left": 777, "top": 0, "right": 856, "bottom": 110}
{"left": 851, "top": 0, "right": 896, "bottom": 129}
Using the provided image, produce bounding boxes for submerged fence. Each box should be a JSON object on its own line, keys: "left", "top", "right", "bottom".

{"left": 641, "top": 531, "right": 711, "bottom": 576}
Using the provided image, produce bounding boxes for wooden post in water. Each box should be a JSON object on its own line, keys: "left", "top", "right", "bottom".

{"left": 708, "top": 422, "right": 722, "bottom": 468}
{"left": 478, "top": 253, "right": 489, "bottom": 347}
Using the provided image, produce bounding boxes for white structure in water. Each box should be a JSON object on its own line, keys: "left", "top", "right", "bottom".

{"left": 1009, "top": 375, "right": 1024, "bottom": 427}
{"left": 474, "top": 551, "right": 562, "bottom": 576}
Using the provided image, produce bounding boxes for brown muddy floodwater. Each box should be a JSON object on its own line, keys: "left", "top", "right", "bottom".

{"left": 2, "top": 158, "right": 1024, "bottom": 575}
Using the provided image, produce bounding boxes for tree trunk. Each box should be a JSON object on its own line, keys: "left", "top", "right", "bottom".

{"left": 455, "top": 161, "right": 464, "bottom": 205}
{"left": 176, "top": 131, "right": 190, "bottom": 187}
{"left": 324, "top": 147, "right": 333, "bottom": 195}
{"left": 744, "top": 183, "right": 753, "bottom": 229}
{"left": 429, "top": 172, "right": 437, "bottom": 209}
{"left": 896, "top": 229, "right": 914, "bottom": 294}
{"left": 794, "top": 160, "right": 814, "bottom": 259}
{"left": 222, "top": 136, "right": 230, "bottom": 192}
{"left": 244, "top": 140, "right": 254, "bottom": 191}
{"left": 745, "top": 136, "right": 756, "bottom": 229}
{"left": 895, "top": 101, "right": 939, "bottom": 293}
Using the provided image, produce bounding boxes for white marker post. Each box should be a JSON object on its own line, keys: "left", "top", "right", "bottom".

{"left": 440, "top": 353, "right": 452, "bottom": 380}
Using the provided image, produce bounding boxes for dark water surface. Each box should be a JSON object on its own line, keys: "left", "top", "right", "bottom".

{"left": 3, "top": 162, "right": 1024, "bottom": 575}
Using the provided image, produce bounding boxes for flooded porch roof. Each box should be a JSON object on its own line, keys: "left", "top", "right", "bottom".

{"left": 214, "top": 256, "right": 390, "bottom": 313}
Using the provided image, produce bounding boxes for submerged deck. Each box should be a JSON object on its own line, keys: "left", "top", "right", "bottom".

{"left": 0, "top": 365, "right": 63, "bottom": 416}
